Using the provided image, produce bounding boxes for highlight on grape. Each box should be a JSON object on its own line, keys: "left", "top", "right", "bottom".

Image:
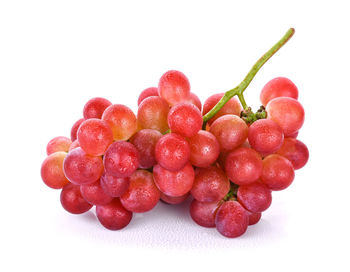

{"left": 40, "top": 28, "right": 309, "bottom": 238}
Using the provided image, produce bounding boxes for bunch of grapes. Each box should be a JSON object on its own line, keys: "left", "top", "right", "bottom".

{"left": 40, "top": 28, "right": 309, "bottom": 238}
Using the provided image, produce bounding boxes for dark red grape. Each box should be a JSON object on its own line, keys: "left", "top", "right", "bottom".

{"left": 237, "top": 182, "right": 272, "bottom": 213}
{"left": 60, "top": 183, "right": 93, "bottom": 214}
{"left": 190, "top": 199, "right": 221, "bottom": 228}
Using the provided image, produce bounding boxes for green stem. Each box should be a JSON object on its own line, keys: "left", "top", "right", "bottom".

{"left": 202, "top": 28, "right": 295, "bottom": 127}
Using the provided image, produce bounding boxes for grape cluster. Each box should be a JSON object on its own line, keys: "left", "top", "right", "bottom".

{"left": 41, "top": 70, "right": 308, "bottom": 238}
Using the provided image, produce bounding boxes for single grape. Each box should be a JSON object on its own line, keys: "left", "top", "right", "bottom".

{"left": 102, "top": 104, "right": 137, "bottom": 141}
{"left": 77, "top": 119, "right": 113, "bottom": 156}
{"left": 60, "top": 183, "right": 93, "bottom": 214}
{"left": 129, "top": 129, "right": 162, "bottom": 169}
{"left": 191, "top": 166, "right": 230, "bottom": 203}
{"left": 153, "top": 163, "right": 195, "bottom": 197}
{"left": 225, "top": 147, "right": 263, "bottom": 185}
{"left": 46, "top": 136, "right": 72, "bottom": 155}
{"left": 80, "top": 180, "right": 113, "bottom": 206}
{"left": 260, "top": 77, "right": 298, "bottom": 106}
{"left": 160, "top": 192, "right": 189, "bottom": 205}
{"left": 203, "top": 93, "right": 242, "bottom": 125}
{"left": 120, "top": 170, "right": 160, "bottom": 213}
{"left": 248, "top": 119, "right": 284, "bottom": 155}
{"left": 289, "top": 131, "right": 299, "bottom": 138}
{"left": 103, "top": 141, "right": 140, "bottom": 178}
{"left": 188, "top": 130, "right": 220, "bottom": 168}
{"left": 275, "top": 138, "right": 309, "bottom": 169}
{"left": 155, "top": 133, "right": 190, "bottom": 171}
{"left": 247, "top": 211, "right": 262, "bottom": 225}
{"left": 68, "top": 140, "right": 80, "bottom": 151}
{"left": 100, "top": 173, "right": 130, "bottom": 197}
{"left": 137, "top": 87, "right": 159, "bottom": 106}
{"left": 187, "top": 92, "right": 202, "bottom": 111}
{"left": 237, "top": 182, "right": 272, "bottom": 213}
{"left": 63, "top": 147, "right": 104, "bottom": 185}
{"left": 96, "top": 198, "right": 132, "bottom": 230}
{"left": 215, "top": 200, "right": 249, "bottom": 238}
{"left": 137, "top": 96, "right": 170, "bottom": 133}
{"left": 167, "top": 102, "right": 202, "bottom": 138}
{"left": 41, "top": 152, "right": 70, "bottom": 189}
{"left": 70, "top": 118, "right": 84, "bottom": 141}
{"left": 261, "top": 154, "right": 295, "bottom": 191}
{"left": 158, "top": 70, "right": 191, "bottom": 106}
{"left": 209, "top": 114, "right": 248, "bottom": 152}
{"left": 266, "top": 97, "right": 304, "bottom": 136}
{"left": 83, "top": 97, "right": 112, "bottom": 119}
{"left": 190, "top": 199, "right": 221, "bottom": 228}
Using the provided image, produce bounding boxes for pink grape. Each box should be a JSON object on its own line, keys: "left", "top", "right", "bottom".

{"left": 102, "top": 104, "right": 137, "bottom": 141}
{"left": 225, "top": 147, "right": 263, "bottom": 185}
{"left": 160, "top": 192, "right": 189, "bottom": 205}
{"left": 210, "top": 114, "right": 248, "bottom": 152}
{"left": 46, "top": 136, "right": 72, "bottom": 155}
{"left": 261, "top": 154, "right": 295, "bottom": 191}
{"left": 155, "top": 133, "right": 190, "bottom": 171}
{"left": 103, "top": 141, "right": 140, "bottom": 178}
{"left": 68, "top": 140, "right": 80, "bottom": 151}
{"left": 158, "top": 70, "right": 191, "bottom": 106}
{"left": 188, "top": 130, "right": 220, "bottom": 168}
{"left": 129, "top": 129, "right": 162, "bottom": 169}
{"left": 237, "top": 182, "right": 272, "bottom": 213}
{"left": 41, "top": 152, "right": 70, "bottom": 189}
{"left": 190, "top": 199, "right": 221, "bottom": 228}
{"left": 153, "top": 163, "right": 195, "bottom": 197}
{"left": 137, "top": 87, "right": 159, "bottom": 106}
{"left": 167, "top": 102, "right": 202, "bottom": 138}
{"left": 100, "top": 173, "right": 130, "bottom": 197}
{"left": 266, "top": 97, "right": 305, "bottom": 136}
{"left": 260, "top": 77, "right": 298, "bottom": 106}
{"left": 120, "top": 170, "right": 160, "bottom": 213}
{"left": 77, "top": 119, "right": 113, "bottom": 156}
{"left": 187, "top": 92, "right": 202, "bottom": 110}
{"left": 276, "top": 138, "right": 309, "bottom": 170}
{"left": 80, "top": 180, "right": 113, "bottom": 206}
{"left": 96, "top": 198, "right": 132, "bottom": 230}
{"left": 191, "top": 166, "right": 230, "bottom": 203}
{"left": 83, "top": 97, "right": 112, "bottom": 119}
{"left": 215, "top": 200, "right": 249, "bottom": 238}
{"left": 63, "top": 147, "right": 104, "bottom": 185}
{"left": 70, "top": 118, "right": 84, "bottom": 141}
{"left": 60, "top": 183, "right": 93, "bottom": 214}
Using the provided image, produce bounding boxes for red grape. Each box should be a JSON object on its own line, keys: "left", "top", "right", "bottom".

{"left": 187, "top": 92, "right": 202, "bottom": 111}
{"left": 60, "top": 183, "right": 93, "bottom": 214}
{"left": 153, "top": 163, "right": 195, "bottom": 197}
{"left": 63, "top": 147, "right": 104, "bottom": 185}
{"left": 160, "top": 192, "right": 189, "bottom": 205}
{"left": 261, "top": 154, "right": 295, "bottom": 191}
{"left": 247, "top": 211, "right": 262, "bottom": 225}
{"left": 188, "top": 130, "right": 220, "bottom": 168}
{"left": 260, "top": 77, "right": 298, "bottom": 106}
{"left": 120, "top": 170, "right": 160, "bottom": 213}
{"left": 158, "top": 70, "right": 190, "bottom": 106}
{"left": 276, "top": 138, "right": 309, "bottom": 170}
{"left": 41, "top": 152, "right": 70, "bottom": 189}
{"left": 100, "top": 173, "right": 130, "bottom": 197}
{"left": 46, "top": 136, "right": 72, "bottom": 155}
{"left": 203, "top": 93, "right": 242, "bottom": 124}
{"left": 71, "top": 118, "right": 84, "bottom": 142}
{"left": 68, "top": 140, "right": 80, "bottom": 151}
{"left": 225, "top": 147, "right": 263, "bottom": 185}
{"left": 102, "top": 104, "right": 137, "bottom": 141}
{"left": 190, "top": 199, "right": 221, "bottom": 228}
{"left": 77, "top": 119, "right": 113, "bottom": 156}
{"left": 210, "top": 114, "right": 248, "bottom": 152}
{"left": 215, "top": 200, "right": 249, "bottom": 238}
{"left": 96, "top": 198, "right": 132, "bottom": 230}
{"left": 289, "top": 131, "right": 299, "bottom": 138}
{"left": 237, "top": 182, "right": 272, "bottom": 213}
{"left": 248, "top": 119, "right": 284, "bottom": 155}
{"left": 80, "top": 180, "right": 113, "bottom": 205}
{"left": 266, "top": 97, "right": 304, "bottom": 136}
{"left": 83, "top": 97, "right": 112, "bottom": 119}
{"left": 155, "top": 133, "right": 190, "bottom": 171}
{"left": 191, "top": 166, "right": 230, "bottom": 203}
{"left": 103, "top": 141, "right": 140, "bottom": 178}
{"left": 137, "top": 87, "right": 159, "bottom": 106}
{"left": 137, "top": 96, "right": 170, "bottom": 133}
{"left": 167, "top": 103, "right": 202, "bottom": 138}
{"left": 129, "top": 129, "right": 162, "bottom": 169}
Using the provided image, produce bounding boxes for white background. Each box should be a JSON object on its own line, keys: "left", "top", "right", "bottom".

{"left": 1, "top": 0, "right": 349, "bottom": 271}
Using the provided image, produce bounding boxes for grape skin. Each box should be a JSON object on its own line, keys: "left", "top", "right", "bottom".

{"left": 100, "top": 173, "right": 130, "bottom": 197}
{"left": 237, "top": 182, "right": 272, "bottom": 213}
{"left": 41, "top": 151, "right": 70, "bottom": 189}
{"left": 190, "top": 199, "right": 221, "bottom": 228}
{"left": 137, "top": 87, "right": 159, "bottom": 106}
{"left": 276, "top": 138, "right": 309, "bottom": 170}
{"left": 60, "top": 183, "right": 93, "bottom": 214}
{"left": 260, "top": 77, "right": 298, "bottom": 106}
{"left": 46, "top": 136, "right": 72, "bottom": 155}
{"left": 70, "top": 118, "right": 85, "bottom": 142}
{"left": 80, "top": 180, "right": 113, "bottom": 206}
{"left": 83, "top": 97, "right": 112, "bottom": 119}
{"left": 160, "top": 192, "right": 189, "bottom": 205}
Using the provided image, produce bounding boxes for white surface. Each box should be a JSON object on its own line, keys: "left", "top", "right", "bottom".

{"left": 1, "top": 0, "right": 349, "bottom": 271}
